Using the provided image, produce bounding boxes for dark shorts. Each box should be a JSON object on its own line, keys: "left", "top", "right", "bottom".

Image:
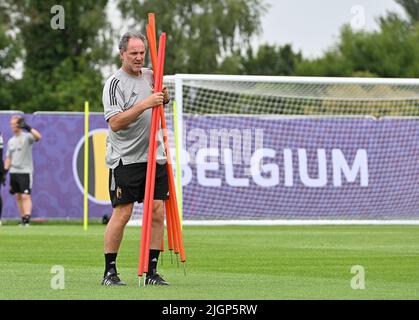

{"left": 109, "top": 161, "right": 169, "bottom": 208}
{"left": 9, "top": 173, "right": 32, "bottom": 195}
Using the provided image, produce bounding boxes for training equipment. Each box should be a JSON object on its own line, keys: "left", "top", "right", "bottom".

{"left": 138, "top": 13, "right": 186, "bottom": 282}
{"left": 160, "top": 75, "right": 419, "bottom": 224}
{"left": 138, "top": 19, "right": 165, "bottom": 278}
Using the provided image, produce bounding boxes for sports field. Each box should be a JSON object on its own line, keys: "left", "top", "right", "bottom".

{"left": 0, "top": 223, "right": 418, "bottom": 300}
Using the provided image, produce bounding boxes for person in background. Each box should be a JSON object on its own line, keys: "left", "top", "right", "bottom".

{"left": 4, "top": 116, "right": 42, "bottom": 226}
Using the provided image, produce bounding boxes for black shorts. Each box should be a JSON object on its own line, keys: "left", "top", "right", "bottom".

{"left": 109, "top": 161, "right": 169, "bottom": 208}
{"left": 9, "top": 173, "right": 32, "bottom": 195}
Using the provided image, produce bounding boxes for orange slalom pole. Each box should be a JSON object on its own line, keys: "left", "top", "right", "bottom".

{"left": 144, "top": 108, "right": 159, "bottom": 272}
{"left": 164, "top": 132, "right": 185, "bottom": 261}
{"left": 139, "top": 17, "right": 159, "bottom": 277}
{"left": 147, "top": 19, "right": 162, "bottom": 254}
{"left": 138, "top": 110, "right": 159, "bottom": 276}
{"left": 160, "top": 117, "right": 179, "bottom": 254}
{"left": 165, "top": 200, "right": 174, "bottom": 251}
{"left": 163, "top": 141, "right": 181, "bottom": 256}
{"left": 147, "top": 13, "right": 186, "bottom": 265}
{"left": 149, "top": 30, "right": 180, "bottom": 258}
{"left": 168, "top": 198, "right": 180, "bottom": 254}
{"left": 138, "top": 45, "right": 161, "bottom": 278}
{"left": 143, "top": 109, "right": 160, "bottom": 274}
{"left": 146, "top": 25, "right": 158, "bottom": 73}
{"left": 159, "top": 107, "right": 184, "bottom": 260}
{"left": 152, "top": 60, "right": 185, "bottom": 262}
{"left": 143, "top": 33, "right": 166, "bottom": 274}
{"left": 153, "top": 61, "right": 184, "bottom": 259}
{"left": 149, "top": 16, "right": 185, "bottom": 262}
{"left": 139, "top": 14, "right": 162, "bottom": 276}
{"left": 140, "top": 102, "right": 160, "bottom": 275}
{"left": 168, "top": 163, "right": 185, "bottom": 261}
{"left": 148, "top": 13, "right": 156, "bottom": 47}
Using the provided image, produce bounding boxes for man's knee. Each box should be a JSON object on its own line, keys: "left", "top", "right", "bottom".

{"left": 112, "top": 203, "right": 133, "bottom": 225}
{"left": 152, "top": 201, "right": 164, "bottom": 224}
{"left": 21, "top": 194, "right": 31, "bottom": 201}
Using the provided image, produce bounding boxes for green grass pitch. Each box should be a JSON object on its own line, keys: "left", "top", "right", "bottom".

{"left": 0, "top": 223, "right": 419, "bottom": 299}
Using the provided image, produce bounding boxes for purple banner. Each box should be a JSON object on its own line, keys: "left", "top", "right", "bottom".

{"left": 0, "top": 113, "right": 418, "bottom": 220}
{"left": 182, "top": 116, "right": 419, "bottom": 219}
{"left": 0, "top": 113, "right": 109, "bottom": 220}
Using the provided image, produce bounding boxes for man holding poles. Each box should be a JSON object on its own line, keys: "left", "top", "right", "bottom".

{"left": 101, "top": 31, "right": 170, "bottom": 286}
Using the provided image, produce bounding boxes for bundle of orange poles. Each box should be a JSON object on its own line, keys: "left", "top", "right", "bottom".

{"left": 138, "top": 13, "right": 186, "bottom": 280}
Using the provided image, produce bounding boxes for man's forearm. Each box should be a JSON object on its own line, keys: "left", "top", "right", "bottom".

{"left": 30, "top": 128, "right": 42, "bottom": 141}
{"left": 109, "top": 101, "right": 147, "bottom": 132}
{"left": 4, "top": 157, "right": 10, "bottom": 171}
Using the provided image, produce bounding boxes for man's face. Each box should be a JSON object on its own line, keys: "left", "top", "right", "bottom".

{"left": 10, "top": 118, "right": 21, "bottom": 134}
{"left": 120, "top": 38, "right": 146, "bottom": 75}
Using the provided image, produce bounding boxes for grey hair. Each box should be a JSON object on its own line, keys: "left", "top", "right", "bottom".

{"left": 118, "top": 31, "right": 147, "bottom": 52}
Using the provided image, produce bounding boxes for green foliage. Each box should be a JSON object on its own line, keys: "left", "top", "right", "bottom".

{"left": 296, "top": 4, "right": 419, "bottom": 78}
{"left": 0, "top": 2, "right": 21, "bottom": 109}
{"left": 12, "top": 57, "right": 106, "bottom": 112}
{"left": 117, "top": 0, "right": 267, "bottom": 74}
{"left": 395, "top": 0, "right": 419, "bottom": 23}
{"left": 241, "top": 44, "right": 302, "bottom": 75}
{"left": 2, "top": 0, "right": 114, "bottom": 112}
{"left": 0, "top": 0, "right": 418, "bottom": 113}
{"left": 218, "top": 44, "right": 302, "bottom": 75}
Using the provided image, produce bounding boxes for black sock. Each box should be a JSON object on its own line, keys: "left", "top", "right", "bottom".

{"left": 21, "top": 216, "right": 25, "bottom": 224}
{"left": 104, "top": 253, "right": 118, "bottom": 276}
{"left": 147, "top": 249, "right": 160, "bottom": 276}
{"left": 24, "top": 215, "right": 30, "bottom": 224}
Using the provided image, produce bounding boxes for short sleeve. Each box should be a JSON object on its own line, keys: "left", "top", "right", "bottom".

{"left": 26, "top": 132, "right": 36, "bottom": 145}
{"left": 103, "top": 77, "right": 124, "bottom": 121}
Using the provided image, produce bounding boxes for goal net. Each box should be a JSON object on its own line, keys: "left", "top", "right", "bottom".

{"left": 131, "top": 75, "right": 419, "bottom": 225}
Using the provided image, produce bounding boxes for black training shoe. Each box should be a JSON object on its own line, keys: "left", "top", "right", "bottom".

{"left": 101, "top": 268, "right": 126, "bottom": 286}
{"left": 145, "top": 273, "right": 170, "bottom": 286}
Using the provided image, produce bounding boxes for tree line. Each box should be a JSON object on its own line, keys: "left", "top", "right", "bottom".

{"left": 0, "top": 0, "right": 418, "bottom": 112}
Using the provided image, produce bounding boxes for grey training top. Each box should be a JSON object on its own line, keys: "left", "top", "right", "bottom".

{"left": 103, "top": 67, "right": 166, "bottom": 169}
{"left": 6, "top": 132, "right": 36, "bottom": 174}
